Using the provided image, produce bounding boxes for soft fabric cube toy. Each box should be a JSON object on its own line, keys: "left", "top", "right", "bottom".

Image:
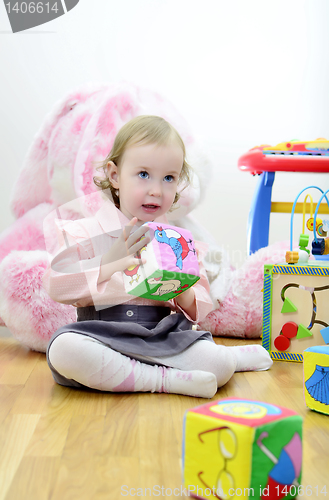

{"left": 123, "top": 223, "right": 200, "bottom": 301}
{"left": 304, "top": 346, "right": 329, "bottom": 415}
{"left": 182, "top": 397, "right": 303, "bottom": 500}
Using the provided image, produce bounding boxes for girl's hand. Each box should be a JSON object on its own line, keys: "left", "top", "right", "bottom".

{"left": 99, "top": 218, "right": 150, "bottom": 280}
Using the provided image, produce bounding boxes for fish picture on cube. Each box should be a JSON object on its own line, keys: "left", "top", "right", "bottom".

{"left": 123, "top": 223, "right": 200, "bottom": 301}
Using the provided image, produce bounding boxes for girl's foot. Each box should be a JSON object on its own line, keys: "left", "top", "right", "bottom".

{"left": 227, "top": 345, "right": 273, "bottom": 372}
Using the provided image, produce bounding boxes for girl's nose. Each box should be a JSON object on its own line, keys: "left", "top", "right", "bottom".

{"left": 148, "top": 182, "right": 161, "bottom": 197}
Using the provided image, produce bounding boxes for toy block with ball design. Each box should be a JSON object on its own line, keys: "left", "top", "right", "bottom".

{"left": 123, "top": 223, "right": 200, "bottom": 301}
{"left": 304, "top": 346, "right": 329, "bottom": 415}
{"left": 262, "top": 262, "right": 329, "bottom": 362}
{"left": 182, "top": 398, "right": 303, "bottom": 500}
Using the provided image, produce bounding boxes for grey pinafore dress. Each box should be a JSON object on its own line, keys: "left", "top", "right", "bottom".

{"left": 46, "top": 304, "right": 214, "bottom": 389}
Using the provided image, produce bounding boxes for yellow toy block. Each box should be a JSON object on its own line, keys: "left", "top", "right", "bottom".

{"left": 304, "top": 346, "right": 329, "bottom": 415}
{"left": 182, "top": 398, "right": 303, "bottom": 500}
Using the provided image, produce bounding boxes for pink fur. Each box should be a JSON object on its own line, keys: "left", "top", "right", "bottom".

{"left": 0, "top": 203, "right": 52, "bottom": 262}
{"left": 0, "top": 82, "right": 287, "bottom": 351}
{"left": 10, "top": 83, "right": 108, "bottom": 218}
{"left": 0, "top": 250, "right": 76, "bottom": 351}
{"left": 199, "top": 241, "right": 291, "bottom": 338}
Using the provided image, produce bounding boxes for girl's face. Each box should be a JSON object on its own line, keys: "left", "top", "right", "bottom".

{"left": 107, "top": 142, "right": 184, "bottom": 223}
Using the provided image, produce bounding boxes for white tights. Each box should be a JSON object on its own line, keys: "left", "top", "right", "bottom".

{"left": 48, "top": 333, "right": 272, "bottom": 398}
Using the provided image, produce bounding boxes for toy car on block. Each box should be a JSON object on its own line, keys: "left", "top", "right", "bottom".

{"left": 182, "top": 397, "right": 303, "bottom": 500}
{"left": 303, "top": 345, "right": 329, "bottom": 415}
{"left": 262, "top": 262, "right": 329, "bottom": 362}
{"left": 123, "top": 222, "right": 200, "bottom": 301}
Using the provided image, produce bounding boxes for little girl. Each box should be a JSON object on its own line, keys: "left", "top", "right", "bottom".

{"left": 44, "top": 115, "right": 272, "bottom": 398}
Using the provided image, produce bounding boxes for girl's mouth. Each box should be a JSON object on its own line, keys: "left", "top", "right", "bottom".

{"left": 142, "top": 204, "right": 160, "bottom": 213}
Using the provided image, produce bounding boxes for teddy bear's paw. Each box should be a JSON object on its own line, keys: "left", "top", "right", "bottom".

{"left": 199, "top": 297, "right": 263, "bottom": 339}
{"left": 0, "top": 250, "right": 76, "bottom": 352}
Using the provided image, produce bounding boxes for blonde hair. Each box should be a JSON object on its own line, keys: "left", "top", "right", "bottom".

{"left": 93, "top": 115, "right": 191, "bottom": 210}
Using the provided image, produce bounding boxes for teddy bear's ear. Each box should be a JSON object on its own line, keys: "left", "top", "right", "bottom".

{"left": 10, "top": 82, "right": 107, "bottom": 218}
{"left": 72, "top": 84, "right": 140, "bottom": 202}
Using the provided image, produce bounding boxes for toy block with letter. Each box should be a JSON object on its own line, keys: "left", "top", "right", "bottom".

{"left": 304, "top": 345, "right": 329, "bottom": 415}
{"left": 262, "top": 262, "right": 329, "bottom": 362}
{"left": 182, "top": 397, "right": 303, "bottom": 500}
{"left": 123, "top": 222, "right": 200, "bottom": 301}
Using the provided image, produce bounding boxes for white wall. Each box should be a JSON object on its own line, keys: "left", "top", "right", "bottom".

{"left": 1, "top": 0, "right": 329, "bottom": 267}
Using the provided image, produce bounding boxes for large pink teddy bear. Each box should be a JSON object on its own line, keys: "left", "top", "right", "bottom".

{"left": 0, "top": 82, "right": 288, "bottom": 352}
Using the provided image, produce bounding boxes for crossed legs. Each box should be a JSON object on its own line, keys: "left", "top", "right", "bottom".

{"left": 48, "top": 333, "right": 272, "bottom": 398}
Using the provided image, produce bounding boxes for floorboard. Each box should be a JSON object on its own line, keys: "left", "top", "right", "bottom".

{"left": 0, "top": 336, "right": 328, "bottom": 499}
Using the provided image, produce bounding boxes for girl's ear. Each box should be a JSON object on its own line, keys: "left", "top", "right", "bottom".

{"left": 107, "top": 161, "right": 119, "bottom": 189}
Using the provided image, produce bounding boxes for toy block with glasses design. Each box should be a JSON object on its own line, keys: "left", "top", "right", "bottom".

{"left": 123, "top": 222, "right": 200, "bottom": 301}
{"left": 182, "top": 398, "right": 302, "bottom": 500}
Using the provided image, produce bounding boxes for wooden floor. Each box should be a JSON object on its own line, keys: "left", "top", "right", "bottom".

{"left": 0, "top": 335, "right": 328, "bottom": 500}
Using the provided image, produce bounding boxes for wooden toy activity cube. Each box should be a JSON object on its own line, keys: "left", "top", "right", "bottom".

{"left": 182, "top": 397, "right": 303, "bottom": 500}
{"left": 262, "top": 262, "right": 329, "bottom": 362}
{"left": 262, "top": 186, "right": 329, "bottom": 362}
{"left": 303, "top": 345, "right": 329, "bottom": 415}
{"left": 123, "top": 222, "right": 200, "bottom": 301}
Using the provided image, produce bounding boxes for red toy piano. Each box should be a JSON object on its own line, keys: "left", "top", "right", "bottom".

{"left": 238, "top": 139, "right": 329, "bottom": 254}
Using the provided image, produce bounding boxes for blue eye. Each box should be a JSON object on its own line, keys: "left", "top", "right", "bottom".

{"left": 139, "top": 171, "right": 149, "bottom": 179}
{"left": 164, "top": 175, "right": 174, "bottom": 182}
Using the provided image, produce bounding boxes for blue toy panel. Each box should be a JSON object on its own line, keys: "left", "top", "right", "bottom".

{"left": 247, "top": 172, "right": 275, "bottom": 255}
